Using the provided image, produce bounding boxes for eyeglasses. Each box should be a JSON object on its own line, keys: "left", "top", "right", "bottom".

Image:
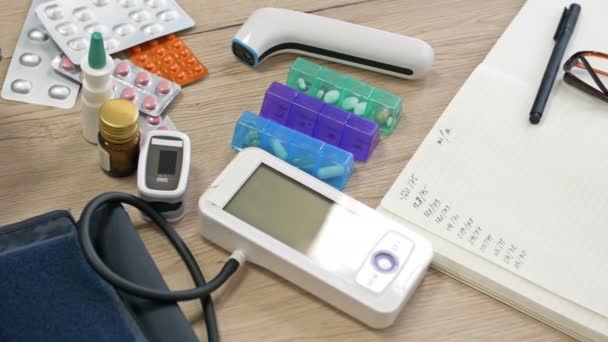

{"left": 563, "top": 51, "right": 608, "bottom": 103}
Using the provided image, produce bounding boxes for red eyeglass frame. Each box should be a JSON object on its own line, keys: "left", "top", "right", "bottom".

{"left": 563, "top": 51, "right": 608, "bottom": 103}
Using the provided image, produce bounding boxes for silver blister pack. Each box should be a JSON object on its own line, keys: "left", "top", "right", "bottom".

{"left": 1, "top": 0, "right": 80, "bottom": 108}
{"left": 52, "top": 55, "right": 181, "bottom": 116}
{"left": 35, "top": 0, "right": 195, "bottom": 65}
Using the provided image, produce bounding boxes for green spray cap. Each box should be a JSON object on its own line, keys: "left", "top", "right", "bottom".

{"left": 88, "top": 32, "right": 106, "bottom": 69}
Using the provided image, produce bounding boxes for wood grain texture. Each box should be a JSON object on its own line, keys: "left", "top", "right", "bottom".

{"left": 0, "top": 0, "right": 575, "bottom": 341}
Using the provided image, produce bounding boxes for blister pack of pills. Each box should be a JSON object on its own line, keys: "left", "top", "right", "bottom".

{"left": 261, "top": 82, "right": 380, "bottom": 162}
{"left": 53, "top": 56, "right": 181, "bottom": 116}
{"left": 232, "top": 112, "right": 355, "bottom": 190}
{"left": 35, "top": 0, "right": 195, "bottom": 64}
{"left": 1, "top": 0, "right": 79, "bottom": 108}
{"left": 127, "top": 34, "right": 208, "bottom": 86}
{"left": 287, "top": 58, "right": 403, "bottom": 135}
{"left": 139, "top": 113, "right": 176, "bottom": 141}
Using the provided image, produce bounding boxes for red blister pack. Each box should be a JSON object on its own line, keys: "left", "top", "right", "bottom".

{"left": 127, "top": 34, "right": 208, "bottom": 86}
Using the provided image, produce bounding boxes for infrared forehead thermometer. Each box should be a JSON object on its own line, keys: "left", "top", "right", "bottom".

{"left": 232, "top": 8, "right": 434, "bottom": 79}
{"left": 199, "top": 148, "right": 433, "bottom": 328}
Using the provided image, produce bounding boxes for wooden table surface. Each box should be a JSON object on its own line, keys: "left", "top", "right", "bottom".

{"left": 0, "top": 0, "right": 575, "bottom": 341}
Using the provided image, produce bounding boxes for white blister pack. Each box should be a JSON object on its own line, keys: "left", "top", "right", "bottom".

{"left": 35, "top": 0, "right": 195, "bottom": 64}
{"left": 1, "top": 0, "right": 80, "bottom": 108}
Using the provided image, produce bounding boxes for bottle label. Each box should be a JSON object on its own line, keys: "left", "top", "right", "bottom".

{"left": 98, "top": 146, "right": 111, "bottom": 172}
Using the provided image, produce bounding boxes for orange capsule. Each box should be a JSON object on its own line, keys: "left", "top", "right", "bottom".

{"left": 131, "top": 46, "right": 142, "bottom": 53}
{"left": 173, "top": 41, "right": 183, "bottom": 50}
{"left": 169, "top": 64, "right": 179, "bottom": 72}
{"left": 145, "top": 62, "right": 155, "bottom": 71}
{"left": 194, "top": 65, "right": 203, "bottom": 73}
{"left": 177, "top": 71, "right": 186, "bottom": 80}
{"left": 179, "top": 50, "right": 190, "bottom": 57}
{"left": 138, "top": 55, "right": 148, "bottom": 63}
{"left": 156, "top": 48, "right": 166, "bottom": 57}
{"left": 162, "top": 56, "right": 172, "bottom": 64}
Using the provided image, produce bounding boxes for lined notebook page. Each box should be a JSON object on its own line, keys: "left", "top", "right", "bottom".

{"left": 380, "top": 0, "right": 608, "bottom": 338}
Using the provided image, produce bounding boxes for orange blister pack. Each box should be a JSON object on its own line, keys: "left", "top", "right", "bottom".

{"left": 127, "top": 34, "right": 208, "bottom": 86}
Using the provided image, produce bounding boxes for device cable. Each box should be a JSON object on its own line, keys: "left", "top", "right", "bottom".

{"left": 78, "top": 192, "right": 241, "bottom": 342}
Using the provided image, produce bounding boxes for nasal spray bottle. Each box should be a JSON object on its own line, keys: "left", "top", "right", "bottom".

{"left": 81, "top": 32, "right": 114, "bottom": 144}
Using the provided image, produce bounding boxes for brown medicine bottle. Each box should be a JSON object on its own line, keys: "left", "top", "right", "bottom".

{"left": 98, "top": 99, "right": 140, "bottom": 177}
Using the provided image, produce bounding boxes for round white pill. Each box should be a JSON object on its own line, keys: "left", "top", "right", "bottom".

{"left": 48, "top": 85, "right": 71, "bottom": 99}
{"left": 19, "top": 53, "right": 41, "bottom": 67}
{"left": 27, "top": 28, "right": 49, "bottom": 42}
{"left": 11, "top": 79, "right": 32, "bottom": 94}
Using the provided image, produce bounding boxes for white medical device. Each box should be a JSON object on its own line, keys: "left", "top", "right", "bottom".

{"left": 138, "top": 130, "right": 191, "bottom": 222}
{"left": 231, "top": 8, "right": 434, "bottom": 79}
{"left": 198, "top": 148, "right": 433, "bottom": 328}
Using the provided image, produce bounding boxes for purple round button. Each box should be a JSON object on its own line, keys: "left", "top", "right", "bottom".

{"left": 372, "top": 251, "right": 398, "bottom": 273}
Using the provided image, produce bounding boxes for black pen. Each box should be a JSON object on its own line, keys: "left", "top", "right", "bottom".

{"left": 529, "top": 4, "right": 581, "bottom": 125}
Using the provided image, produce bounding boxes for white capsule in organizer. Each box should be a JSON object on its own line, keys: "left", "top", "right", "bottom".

{"left": 1, "top": 0, "right": 79, "bottom": 108}
{"left": 35, "top": 0, "right": 194, "bottom": 64}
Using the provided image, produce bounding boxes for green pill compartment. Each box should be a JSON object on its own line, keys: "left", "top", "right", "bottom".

{"left": 286, "top": 58, "right": 403, "bottom": 135}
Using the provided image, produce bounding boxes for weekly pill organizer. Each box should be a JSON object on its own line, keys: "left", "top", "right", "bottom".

{"left": 261, "top": 82, "right": 380, "bottom": 161}
{"left": 35, "top": 0, "right": 195, "bottom": 64}
{"left": 287, "top": 58, "right": 403, "bottom": 135}
{"left": 232, "top": 111, "right": 354, "bottom": 190}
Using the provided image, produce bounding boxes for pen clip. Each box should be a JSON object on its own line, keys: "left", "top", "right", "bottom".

{"left": 554, "top": 7, "right": 569, "bottom": 41}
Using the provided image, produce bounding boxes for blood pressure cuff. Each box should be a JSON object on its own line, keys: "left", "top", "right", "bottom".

{"left": 0, "top": 207, "right": 198, "bottom": 342}
{"left": 0, "top": 210, "right": 146, "bottom": 341}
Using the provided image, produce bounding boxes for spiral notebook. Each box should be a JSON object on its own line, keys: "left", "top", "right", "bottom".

{"left": 378, "top": 0, "right": 608, "bottom": 341}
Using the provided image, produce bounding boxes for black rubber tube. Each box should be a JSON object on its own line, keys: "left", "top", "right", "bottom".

{"left": 78, "top": 192, "right": 239, "bottom": 342}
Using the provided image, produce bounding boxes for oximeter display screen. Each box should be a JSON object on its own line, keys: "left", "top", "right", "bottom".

{"left": 224, "top": 164, "right": 333, "bottom": 253}
{"left": 158, "top": 150, "right": 178, "bottom": 175}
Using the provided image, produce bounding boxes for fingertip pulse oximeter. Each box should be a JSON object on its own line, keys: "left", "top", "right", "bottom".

{"left": 138, "top": 130, "right": 191, "bottom": 222}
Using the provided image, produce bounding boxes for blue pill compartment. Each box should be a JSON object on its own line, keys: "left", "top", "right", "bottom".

{"left": 261, "top": 121, "right": 295, "bottom": 161}
{"left": 232, "top": 111, "right": 270, "bottom": 151}
{"left": 232, "top": 112, "right": 355, "bottom": 189}
{"left": 287, "top": 133, "right": 323, "bottom": 174}
{"left": 314, "top": 144, "right": 354, "bottom": 190}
